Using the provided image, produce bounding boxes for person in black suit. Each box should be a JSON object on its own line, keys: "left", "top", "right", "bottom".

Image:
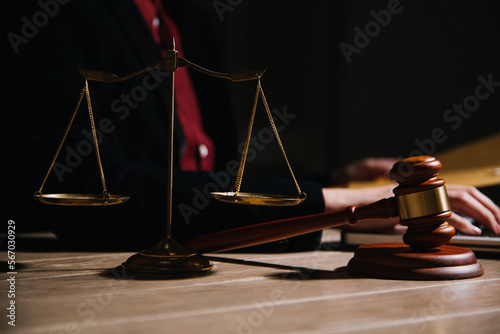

{"left": 6, "top": 0, "right": 499, "bottom": 251}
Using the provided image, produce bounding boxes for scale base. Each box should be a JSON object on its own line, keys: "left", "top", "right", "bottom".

{"left": 119, "top": 238, "right": 213, "bottom": 279}
{"left": 347, "top": 243, "right": 483, "bottom": 280}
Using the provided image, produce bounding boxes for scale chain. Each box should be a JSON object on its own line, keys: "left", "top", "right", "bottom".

{"left": 35, "top": 85, "right": 86, "bottom": 195}
{"left": 258, "top": 81, "right": 302, "bottom": 196}
{"left": 233, "top": 78, "right": 261, "bottom": 193}
{"left": 232, "top": 78, "right": 303, "bottom": 197}
{"left": 84, "top": 79, "right": 109, "bottom": 197}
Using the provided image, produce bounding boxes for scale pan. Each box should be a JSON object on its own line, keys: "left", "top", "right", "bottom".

{"left": 34, "top": 193, "right": 130, "bottom": 206}
{"left": 211, "top": 192, "right": 305, "bottom": 206}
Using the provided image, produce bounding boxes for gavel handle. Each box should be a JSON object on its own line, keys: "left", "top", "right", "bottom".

{"left": 184, "top": 197, "right": 398, "bottom": 253}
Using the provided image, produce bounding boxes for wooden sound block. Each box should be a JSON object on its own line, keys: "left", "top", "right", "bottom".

{"left": 347, "top": 243, "right": 484, "bottom": 280}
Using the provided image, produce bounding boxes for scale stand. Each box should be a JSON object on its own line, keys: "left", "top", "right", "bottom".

{"left": 35, "top": 36, "right": 305, "bottom": 278}
{"left": 119, "top": 39, "right": 214, "bottom": 278}
{"left": 119, "top": 39, "right": 305, "bottom": 277}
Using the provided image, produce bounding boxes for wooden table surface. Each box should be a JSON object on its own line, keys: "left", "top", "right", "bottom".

{"left": 2, "top": 230, "right": 500, "bottom": 334}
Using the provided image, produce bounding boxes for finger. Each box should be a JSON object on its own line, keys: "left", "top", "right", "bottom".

{"left": 466, "top": 187, "right": 500, "bottom": 226}
{"left": 447, "top": 213, "right": 482, "bottom": 235}
{"left": 450, "top": 185, "right": 500, "bottom": 234}
{"left": 447, "top": 186, "right": 500, "bottom": 235}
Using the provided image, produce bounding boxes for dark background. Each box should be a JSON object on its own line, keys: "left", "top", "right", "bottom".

{"left": 188, "top": 0, "right": 500, "bottom": 178}
{"left": 5, "top": 0, "right": 500, "bottom": 182}
{"left": 2, "top": 0, "right": 499, "bottom": 240}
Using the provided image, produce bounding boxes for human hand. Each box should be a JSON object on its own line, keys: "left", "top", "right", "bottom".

{"left": 322, "top": 184, "right": 500, "bottom": 236}
{"left": 445, "top": 184, "right": 500, "bottom": 236}
{"left": 330, "top": 157, "right": 399, "bottom": 184}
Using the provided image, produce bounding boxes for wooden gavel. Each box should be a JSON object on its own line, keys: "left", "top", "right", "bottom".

{"left": 184, "top": 156, "right": 455, "bottom": 253}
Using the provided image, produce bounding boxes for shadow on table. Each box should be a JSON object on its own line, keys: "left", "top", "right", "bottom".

{"left": 207, "top": 255, "right": 360, "bottom": 280}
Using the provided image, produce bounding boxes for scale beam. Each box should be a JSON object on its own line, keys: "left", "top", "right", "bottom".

{"left": 35, "top": 36, "right": 301, "bottom": 278}
{"left": 79, "top": 57, "right": 265, "bottom": 83}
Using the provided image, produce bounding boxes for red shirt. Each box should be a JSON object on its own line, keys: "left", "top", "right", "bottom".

{"left": 134, "top": 0, "right": 215, "bottom": 171}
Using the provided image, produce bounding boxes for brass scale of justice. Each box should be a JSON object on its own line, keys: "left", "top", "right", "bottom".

{"left": 34, "top": 39, "right": 484, "bottom": 280}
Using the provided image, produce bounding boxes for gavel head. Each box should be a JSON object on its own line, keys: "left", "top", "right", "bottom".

{"left": 389, "top": 156, "right": 455, "bottom": 250}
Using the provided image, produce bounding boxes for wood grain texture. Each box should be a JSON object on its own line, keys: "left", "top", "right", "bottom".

{"left": 347, "top": 243, "right": 484, "bottom": 280}
{"left": 2, "top": 233, "right": 500, "bottom": 334}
